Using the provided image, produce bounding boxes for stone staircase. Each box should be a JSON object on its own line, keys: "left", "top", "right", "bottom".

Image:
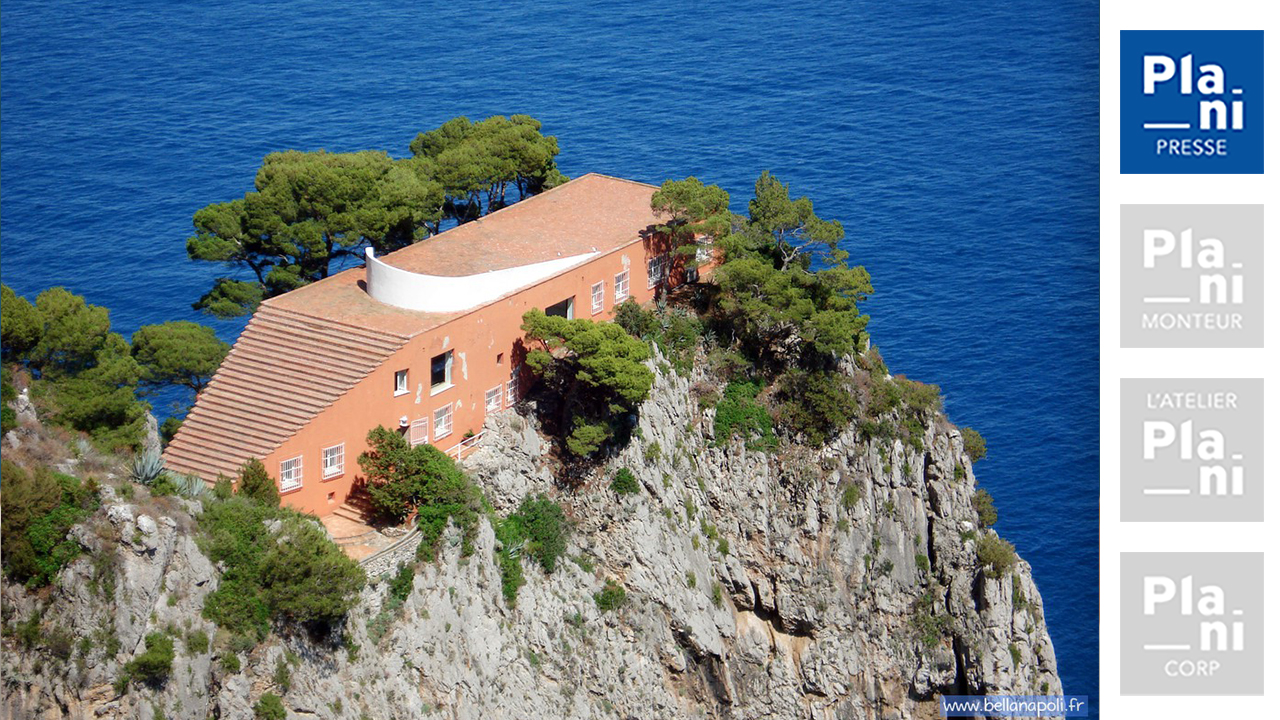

{"left": 332, "top": 485, "right": 377, "bottom": 524}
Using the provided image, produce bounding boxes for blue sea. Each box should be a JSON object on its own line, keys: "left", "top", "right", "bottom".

{"left": 1, "top": 0, "right": 1098, "bottom": 713}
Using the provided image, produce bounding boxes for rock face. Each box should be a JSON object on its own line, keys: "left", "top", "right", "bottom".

{"left": 1, "top": 359, "right": 1060, "bottom": 720}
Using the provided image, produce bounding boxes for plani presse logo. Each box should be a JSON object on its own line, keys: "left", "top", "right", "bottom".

{"left": 1120, "top": 30, "right": 1264, "bottom": 174}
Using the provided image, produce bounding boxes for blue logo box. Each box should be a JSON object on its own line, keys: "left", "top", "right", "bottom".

{"left": 1120, "top": 30, "right": 1264, "bottom": 174}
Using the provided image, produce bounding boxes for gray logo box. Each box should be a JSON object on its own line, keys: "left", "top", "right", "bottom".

{"left": 1120, "top": 205, "right": 1264, "bottom": 348}
{"left": 1121, "top": 553, "right": 1264, "bottom": 695}
{"left": 1120, "top": 379, "right": 1264, "bottom": 522}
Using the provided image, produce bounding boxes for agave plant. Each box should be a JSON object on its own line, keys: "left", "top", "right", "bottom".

{"left": 130, "top": 450, "right": 165, "bottom": 486}
{"left": 173, "top": 473, "right": 209, "bottom": 500}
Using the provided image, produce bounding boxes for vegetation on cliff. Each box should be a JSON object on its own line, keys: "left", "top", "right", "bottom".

{"left": 188, "top": 115, "right": 566, "bottom": 317}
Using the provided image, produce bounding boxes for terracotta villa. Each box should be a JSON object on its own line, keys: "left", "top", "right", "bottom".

{"left": 163, "top": 173, "right": 704, "bottom": 519}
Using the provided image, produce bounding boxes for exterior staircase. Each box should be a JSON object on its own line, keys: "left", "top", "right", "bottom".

{"left": 332, "top": 485, "right": 377, "bottom": 524}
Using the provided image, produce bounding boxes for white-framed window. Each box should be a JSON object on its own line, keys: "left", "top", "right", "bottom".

{"left": 695, "top": 236, "right": 713, "bottom": 264}
{"left": 430, "top": 351, "right": 453, "bottom": 392}
{"left": 591, "top": 281, "right": 605, "bottom": 314}
{"left": 647, "top": 255, "right": 669, "bottom": 289}
{"left": 614, "top": 270, "right": 630, "bottom": 301}
{"left": 506, "top": 364, "right": 522, "bottom": 407}
{"left": 433, "top": 404, "right": 453, "bottom": 440}
{"left": 485, "top": 385, "right": 502, "bottom": 412}
{"left": 279, "top": 456, "right": 302, "bottom": 492}
{"left": 394, "top": 369, "right": 409, "bottom": 396}
{"left": 409, "top": 416, "right": 430, "bottom": 446}
{"left": 321, "top": 443, "right": 345, "bottom": 479}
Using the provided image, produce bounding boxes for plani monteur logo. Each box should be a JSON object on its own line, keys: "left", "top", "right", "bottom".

{"left": 1120, "top": 30, "right": 1264, "bottom": 174}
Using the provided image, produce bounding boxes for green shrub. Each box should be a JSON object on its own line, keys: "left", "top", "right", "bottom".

{"left": 1, "top": 368, "right": 17, "bottom": 435}
{"left": 686, "top": 571, "right": 697, "bottom": 589}
{"left": 960, "top": 427, "right": 987, "bottom": 462}
{"left": 610, "top": 468, "right": 640, "bottom": 495}
{"left": 594, "top": 580, "right": 627, "bottom": 612}
{"left": 273, "top": 657, "right": 291, "bottom": 692}
{"left": 713, "top": 380, "right": 776, "bottom": 451}
{"left": 910, "top": 590, "right": 954, "bottom": 647}
{"left": 219, "top": 651, "right": 241, "bottom": 673}
{"left": 897, "top": 377, "right": 941, "bottom": 415}
{"left": 915, "top": 553, "right": 930, "bottom": 574}
{"left": 359, "top": 426, "right": 486, "bottom": 559}
{"left": 494, "top": 494, "right": 569, "bottom": 607}
{"left": 840, "top": 483, "right": 861, "bottom": 511}
{"left": 975, "top": 534, "right": 1017, "bottom": 577}
{"left": 212, "top": 476, "right": 234, "bottom": 500}
{"left": 972, "top": 489, "right": 998, "bottom": 528}
{"left": 254, "top": 692, "right": 286, "bottom": 720}
{"left": 185, "top": 629, "right": 209, "bottom": 654}
{"left": 388, "top": 563, "right": 415, "bottom": 606}
{"left": 643, "top": 441, "right": 662, "bottom": 463}
{"left": 236, "top": 459, "right": 279, "bottom": 506}
{"left": 777, "top": 370, "right": 859, "bottom": 445}
{"left": 121, "top": 632, "right": 175, "bottom": 687}
{"left": 198, "top": 496, "right": 364, "bottom": 638}
{"left": 501, "top": 494, "right": 568, "bottom": 574}
{"left": 1, "top": 460, "right": 98, "bottom": 586}
{"left": 612, "top": 299, "right": 660, "bottom": 339}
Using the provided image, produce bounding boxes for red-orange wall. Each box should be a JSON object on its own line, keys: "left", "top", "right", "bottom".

{"left": 263, "top": 239, "right": 676, "bottom": 516}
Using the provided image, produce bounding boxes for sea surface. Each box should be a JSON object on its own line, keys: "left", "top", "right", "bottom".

{"left": 2, "top": 0, "right": 1098, "bottom": 713}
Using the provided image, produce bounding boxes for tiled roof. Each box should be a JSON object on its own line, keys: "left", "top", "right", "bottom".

{"left": 382, "top": 173, "right": 660, "bottom": 276}
{"left": 162, "top": 304, "right": 410, "bottom": 481}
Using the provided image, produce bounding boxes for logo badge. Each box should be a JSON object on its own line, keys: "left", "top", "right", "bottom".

{"left": 1120, "top": 379, "right": 1264, "bottom": 522}
{"left": 1120, "top": 205, "right": 1264, "bottom": 348}
{"left": 1120, "top": 30, "right": 1264, "bottom": 174}
{"left": 1121, "top": 553, "right": 1264, "bottom": 695}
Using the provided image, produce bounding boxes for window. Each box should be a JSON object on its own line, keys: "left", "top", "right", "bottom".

{"left": 545, "top": 297, "right": 574, "bottom": 319}
{"left": 409, "top": 416, "right": 430, "bottom": 446}
{"left": 496, "top": 352, "right": 504, "bottom": 365}
{"left": 506, "top": 364, "right": 522, "bottom": 407}
{"left": 695, "top": 236, "right": 713, "bottom": 264}
{"left": 485, "top": 385, "right": 502, "bottom": 412}
{"left": 614, "top": 270, "right": 630, "bottom": 301}
{"left": 433, "top": 404, "right": 453, "bottom": 440}
{"left": 430, "top": 351, "right": 453, "bottom": 391}
{"left": 394, "top": 369, "right": 409, "bottom": 396}
{"left": 591, "top": 281, "right": 605, "bottom": 314}
{"left": 647, "top": 255, "right": 669, "bottom": 289}
{"left": 279, "top": 456, "right": 302, "bottom": 492}
{"left": 322, "top": 443, "right": 345, "bottom": 479}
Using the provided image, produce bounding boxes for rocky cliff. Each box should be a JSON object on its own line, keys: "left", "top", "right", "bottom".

{"left": 2, "top": 355, "right": 1060, "bottom": 720}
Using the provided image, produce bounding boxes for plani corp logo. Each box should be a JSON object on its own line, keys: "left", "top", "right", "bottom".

{"left": 1121, "top": 30, "right": 1264, "bottom": 174}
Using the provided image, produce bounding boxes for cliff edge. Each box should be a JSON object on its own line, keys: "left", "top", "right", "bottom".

{"left": 2, "top": 352, "right": 1060, "bottom": 719}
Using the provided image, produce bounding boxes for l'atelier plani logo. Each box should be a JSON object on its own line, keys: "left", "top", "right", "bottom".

{"left": 1121, "top": 30, "right": 1264, "bottom": 174}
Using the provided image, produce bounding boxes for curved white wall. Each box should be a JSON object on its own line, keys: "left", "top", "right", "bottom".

{"left": 365, "top": 247, "right": 598, "bottom": 313}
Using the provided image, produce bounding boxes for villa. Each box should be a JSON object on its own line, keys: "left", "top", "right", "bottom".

{"left": 163, "top": 173, "right": 701, "bottom": 519}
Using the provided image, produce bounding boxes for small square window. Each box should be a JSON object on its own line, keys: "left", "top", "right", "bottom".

{"left": 496, "top": 352, "right": 504, "bottom": 365}
{"left": 394, "top": 369, "right": 409, "bottom": 395}
{"left": 591, "top": 281, "right": 605, "bottom": 314}
{"left": 431, "top": 351, "right": 453, "bottom": 390}
{"left": 433, "top": 404, "right": 453, "bottom": 440}
{"left": 322, "top": 443, "right": 345, "bottom": 479}
{"left": 614, "top": 270, "right": 630, "bottom": 301}
{"left": 279, "top": 456, "right": 302, "bottom": 492}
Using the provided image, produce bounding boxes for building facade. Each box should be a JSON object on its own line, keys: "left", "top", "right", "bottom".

{"left": 163, "top": 174, "right": 695, "bottom": 517}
